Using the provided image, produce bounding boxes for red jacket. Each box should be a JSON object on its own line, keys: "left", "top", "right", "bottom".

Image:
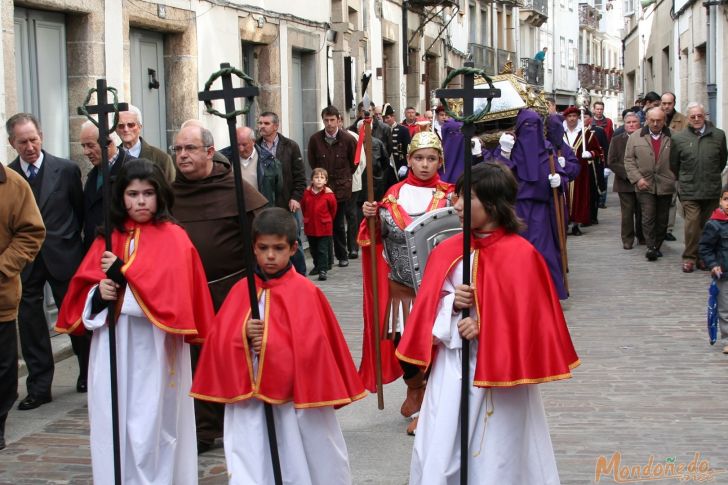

{"left": 301, "top": 186, "right": 337, "bottom": 237}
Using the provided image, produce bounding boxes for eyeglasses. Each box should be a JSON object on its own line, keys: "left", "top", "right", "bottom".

{"left": 117, "top": 122, "right": 138, "bottom": 130}
{"left": 689, "top": 114, "right": 705, "bottom": 120}
{"left": 169, "top": 144, "right": 210, "bottom": 154}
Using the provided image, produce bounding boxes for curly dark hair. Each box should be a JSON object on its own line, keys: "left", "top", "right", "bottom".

{"left": 456, "top": 162, "right": 524, "bottom": 234}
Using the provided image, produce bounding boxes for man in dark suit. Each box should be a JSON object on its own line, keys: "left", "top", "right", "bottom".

{"left": 80, "top": 120, "right": 134, "bottom": 250}
{"left": 115, "top": 104, "right": 175, "bottom": 183}
{"left": 6, "top": 113, "right": 88, "bottom": 409}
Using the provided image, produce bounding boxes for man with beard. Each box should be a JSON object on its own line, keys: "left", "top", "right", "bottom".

{"left": 171, "top": 122, "right": 268, "bottom": 453}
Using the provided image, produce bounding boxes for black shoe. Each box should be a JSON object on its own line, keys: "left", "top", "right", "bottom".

{"left": 76, "top": 376, "right": 87, "bottom": 393}
{"left": 598, "top": 204, "right": 607, "bottom": 209}
{"left": 655, "top": 249, "right": 663, "bottom": 258}
{"left": 664, "top": 232, "right": 676, "bottom": 241}
{"left": 348, "top": 251, "right": 359, "bottom": 260}
{"left": 308, "top": 268, "right": 320, "bottom": 276}
{"left": 0, "top": 413, "right": 6, "bottom": 450}
{"left": 197, "top": 441, "right": 213, "bottom": 455}
{"left": 571, "top": 225, "right": 583, "bottom": 236}
{"left": 17, "top": 395, "right": 52, "bottom": 411}
{"left": 591, "top": 219, "right": 599, "bottom": 225}
{"left": 646, "top": 248, "right": 658, "bottom": 261}
{"left": 338, "top": 259, "right": 349, "bottom": 267}
{"left": 318, "top": 271, "right": 327, "bottom": 281}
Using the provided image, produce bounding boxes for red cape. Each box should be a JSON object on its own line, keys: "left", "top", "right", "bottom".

{"left": 396, "top": 230, "right": 580, "bottom": 387}
{"left": 356, "top": 177, "right": 454, "bottom": 392}
{"left": 55, "top": 221, "right": 214, "bottom": 343}
{"left": 190, "top": 269, "right": 367, "bottom": 408}
{"left": 566, "top": 129, "right": 603, "bottom": 224}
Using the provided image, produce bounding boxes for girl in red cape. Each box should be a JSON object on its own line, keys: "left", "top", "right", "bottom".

{"left": 55, "top": 159, "right": 214, "bottom": 484}
{"left": 191, "top": 208, "right": 366, "bottom": 485}
{"left": 397, "top": 162, "right": 580, "bottom": 485}
{"left": 358, "top": 131, "right": 455, "bottom": 435}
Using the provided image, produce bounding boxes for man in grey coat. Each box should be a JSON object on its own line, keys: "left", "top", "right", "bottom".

{"left": 670, "top": 102, "right": 728, "bottom": 272}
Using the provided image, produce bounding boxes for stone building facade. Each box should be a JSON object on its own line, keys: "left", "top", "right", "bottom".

{"left": 623, "top": 0, "right": 727, "bottom": 127}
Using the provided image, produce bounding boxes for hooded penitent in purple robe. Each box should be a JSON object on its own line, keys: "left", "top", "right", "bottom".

{"left": 440, "top": 118, "right": 465, "bottom": 183}
{"left": 502, "top": 109, "right": 569, "bottom": 299}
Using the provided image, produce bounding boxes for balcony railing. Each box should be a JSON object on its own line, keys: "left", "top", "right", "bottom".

{"left": 579, "top": 64, "right": 624, "bottom": 92}
{"left": 520, "top": 58, "right": 545, "bottom": 86}
{"left": 469, "top": 43, "right": 497, "bottom": 75}
{"left": 521, "top": 0, "right": 548, "bottom": 17}
{"left": 497, "top": 49, "right": 517, "bottom": 73}
{"left": 469, "top": 44, "right": 517, "bottom": 75}
{"left": 579, "top": 4, "right": 601, "bottom": 30}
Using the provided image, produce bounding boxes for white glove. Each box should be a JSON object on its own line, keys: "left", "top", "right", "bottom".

{"left": 604, "top": 167, "right": 612, "bottom": 178}
{"left": 398, "top": 166, "right": 408, "bottom": 178}
{"left": 582, "top": 150, "right": 592, "bottom": 159}
{"left": 499, "top": 133, "right": 515, "bottom": 154}
{"left": 548, "top": 173, "right": 561, "bottom": 188}
{"left": 471, "top": 137, "right": 482, "bottom": 157}
{"left": 558, "top": 156, "right": 566, "bottom": 168}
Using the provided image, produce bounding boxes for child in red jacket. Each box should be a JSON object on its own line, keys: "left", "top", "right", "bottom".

{"left": 301, "top": 168, "right": 338, "bottom": 281}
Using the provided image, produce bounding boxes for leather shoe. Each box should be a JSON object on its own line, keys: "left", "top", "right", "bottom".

{"left": 77, "top": 376, "right": 87, "bottom": 393}
{"left": 571, "top": 225, "right": 583, "bottom": 236}
{"left": 646, "top": 248, "right": 658, "bottom": 261}
{"left": 318, "top": 271, "right": 328, "bottom": 281}
{"left": 338, "top": 259, "right": 349, "bottom": 267}
{"left": 664, "top": 232, "right": 676, "bottom": 241}
{"left": 308, "top": 268, "right": 320, "bottom": 276}
{"left": 0, "top": 413, "right": 6, "bottom": 450}
{"left": 348, "top": 251, "right": 359, "bottom": 260}
{"left": 17, "top": 395, "right": 52, "bottom": 411}
{"left": 623, "top": 243, "right": 633, "bottom": 250}
{"left": 682, "top": 261, "right": 695, "bottom": 273}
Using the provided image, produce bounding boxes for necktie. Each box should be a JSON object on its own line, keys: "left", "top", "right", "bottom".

{"left": 96, "top": 172, "right": 103, "bottom": 190}
{"left": 27, "top": 164, "right": 38, "bottom": 181}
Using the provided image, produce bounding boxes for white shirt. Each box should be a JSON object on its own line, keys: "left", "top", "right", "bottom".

{"left": 20, "top": 151, "right": 45, "bottom": 177}
{"left": 128, "top": 139, "right": 142, "bottom": 158}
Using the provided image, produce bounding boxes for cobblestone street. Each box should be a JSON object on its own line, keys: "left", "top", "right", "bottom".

{"left": 1, "top": 197, "right": 727, "bottom": 484}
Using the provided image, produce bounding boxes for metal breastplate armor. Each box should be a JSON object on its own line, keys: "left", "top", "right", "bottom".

{"left": 380, "top": 208, "right": 422, "bottom": 288}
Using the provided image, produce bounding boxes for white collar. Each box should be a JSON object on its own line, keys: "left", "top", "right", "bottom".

{"left": 20, "top": 151, "right": 45, "bottom": 174}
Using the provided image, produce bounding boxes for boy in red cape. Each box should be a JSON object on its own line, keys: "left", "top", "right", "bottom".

{"left": 55, "top": 160, "right": 214, "bottom": 484}
{"left": 397, "top": 162, "right": 580, "bottom": 484}
{"left": 358, "top": 131, "right": 455, "bottom": 435}
{"left": 191, "top": 207, "right": 366, "bottom": 485}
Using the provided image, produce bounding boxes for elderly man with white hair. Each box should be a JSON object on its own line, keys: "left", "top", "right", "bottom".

{"left": 80, "top": 120, "right": 135, "bottom": 251}
{"left": 670, "top": 102, "right": 728, "bottom": 272}
{"left": 115, "top": 104, "right": 175, "bottom": 182}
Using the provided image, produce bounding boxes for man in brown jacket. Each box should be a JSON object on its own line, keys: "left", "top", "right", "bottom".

{"left": 0, "top": 163, "right": 45, "bottom": 449}
{"left": 115, "top": 104, "right": 175, "bottom": 183}
{"left": 625, "top": 107, "right": 675, "bottom": 261}
{"left": 607, "top": 112, "right": 644, "bottom": 249}
{"left": 307, "top": 105, "right": 357, "bottom": 267}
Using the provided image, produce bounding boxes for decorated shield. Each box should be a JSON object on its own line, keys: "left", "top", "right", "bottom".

{"left": 404, "top": 207, "right": 462, "bottom": 291}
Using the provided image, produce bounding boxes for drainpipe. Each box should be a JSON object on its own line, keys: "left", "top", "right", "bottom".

{"left": 706, "top": 2, "right": 717, "bottom": 121}
{"left": 403, "top": 2, "right": 409, "bottom": 74}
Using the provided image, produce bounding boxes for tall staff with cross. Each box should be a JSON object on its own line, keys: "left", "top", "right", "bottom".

{"left": 77, "top": 79, "right": 128, "bottom": 485}
{"left": 436, "top": 61, "right": 500, "bottom": 485}
{"left": 198, "top": 62, "right": 283, "bottom": 485}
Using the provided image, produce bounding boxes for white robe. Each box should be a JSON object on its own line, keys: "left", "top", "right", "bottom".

{"left": 83, "top": 267, "right": 197, "bottom": 484}
{"left": 409, "top": 256, "right": 561, "bottom": 485}
{"left": 223, "top": 289, "right": 351, "bottom": 485}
